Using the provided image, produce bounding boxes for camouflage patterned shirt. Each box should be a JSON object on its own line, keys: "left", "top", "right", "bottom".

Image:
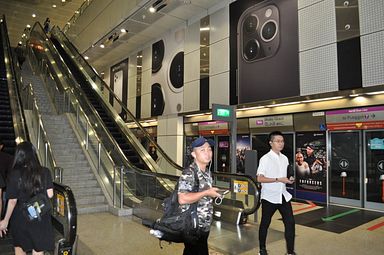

{"left": 178, "top": 161, "right": 213, "bottom": 232}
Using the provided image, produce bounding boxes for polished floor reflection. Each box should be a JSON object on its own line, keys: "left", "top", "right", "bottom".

{"left": 76, "top": 201, "right": 384, "bottom": 255}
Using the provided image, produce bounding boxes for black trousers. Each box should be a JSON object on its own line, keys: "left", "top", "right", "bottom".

{"left": 183, "top": 231, "right": 210, "bottom": 255}
{"left": 259, "top": 196, "right": 295, "bottom": 253}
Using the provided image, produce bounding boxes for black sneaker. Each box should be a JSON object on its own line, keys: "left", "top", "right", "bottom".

{"left": 259, "top": 249, "right": 268, "bottom": 255}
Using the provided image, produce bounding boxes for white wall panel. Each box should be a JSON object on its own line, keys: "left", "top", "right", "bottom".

{"left": 300, "top": 43, "right": 338, "bottom": 95}
{"left": 359, "top": 0, "right": 384, "bottom": 35}
{"left": 128, "top": 75, "right": 137, "bottom": 99}
{"left": 141, "top": 69, "right": 151, "bottom": 95}
{"left": 210, "top": 39, "right": 229, "bottom": 75}
{"left": 184, "top": 50, "right": 200, "bottom": 83}
{"left": 142, "top": 46, "right": 152, "bottom": 72}
{"left": 128, "top": 56, "right": 137, "bottom": 78}
{"left": 185, "top": 21, "right": 200, "bottom": 54}
{"left": 210, "top": 6, "right": 229, "bottom": 44}
{"left": 298, "top": 0, "right": 336, "bottom": 51}
{"left": 361, "top": 31, "right": 384, "bottom": 87}
{"left": 183, "top": 80, "right": 200, "bottom": 112}
{"left": 209, "top": 72, "right": 230, "bottom": 106}
{"left": 141, "top": 93, "right": 151, "bottom": 119}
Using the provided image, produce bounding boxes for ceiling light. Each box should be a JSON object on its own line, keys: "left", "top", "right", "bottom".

{"left": 100, "top": 44, "right": 105, "bottom": 48}
{"left": 52, "top": 4, "right": 57, "bottom": 8}
{"left": 26, "top": 24, "right": 31, "bottom": 28}
{"left": 18, "top": 41, "right": 22, "bottom": 45}
{"left": 149, "top": 6, "right": 156, "bottom": 13}
{"left": 301, "top": 96, "right": 343, "bottom": 103}
{"left": 62, "top": 0, "right": 66, "bottom": 3}
{"left": 32, "top": 14, "right": 36, "bottom": 18}
{"left": 75, "top": 11, "right": 80, "bottom": 14}
{"left": 120, "top": 28, "right": 128, "bottom": 33}
{"left": 84, "top": 56, "right": 89, "bottom": 60}
{"left": 349, "top": 94, "right": 360, "bottom": 97}
{"left": 238, "top": 106, "right": 265, "bottom": 111}
{"left": 366, "top": 91, "right": 384, "bottom": 95}
{"left": 268, "top": 101, "right": 300, "bottom": 107}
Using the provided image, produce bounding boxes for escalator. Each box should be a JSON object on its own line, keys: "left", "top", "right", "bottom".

{"left": 50, "top": 36, "right": 146, "bottom": 170}
{"left": 0, "top": 16, "right": 78, "bottom": 255}
{"left": 0, "top": 24, "right": 16, "bottom": 154}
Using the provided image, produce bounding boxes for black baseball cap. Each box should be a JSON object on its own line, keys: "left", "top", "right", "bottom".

{"left": 191, "top": 136, "right": 214, "bottom": 150}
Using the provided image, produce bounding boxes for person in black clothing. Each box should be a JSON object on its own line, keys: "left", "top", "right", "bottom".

{"left": 43, "top": 17, "right": 50, "bottom": 33}
{"left": 0, "top": 139, "right": 14, "bottom": 217}
{"left": 0, "top": 141, "right": 54, "bottom": 255}
{"left": 14, "top": 42, "right": 25, "bottom": 69}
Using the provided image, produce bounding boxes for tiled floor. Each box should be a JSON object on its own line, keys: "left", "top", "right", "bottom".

{"left": 76, "top": 202, "right": 384, "bottom": 255}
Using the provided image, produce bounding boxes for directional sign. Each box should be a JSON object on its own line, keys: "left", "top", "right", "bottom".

{"left": 339, "top": 159, "right": 349, "bottom": 169}
{"left": 378, "top": 160, "right": 384, "bottom": 173}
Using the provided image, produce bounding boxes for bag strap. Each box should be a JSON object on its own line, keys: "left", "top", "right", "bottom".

{"left": 192, "top": 168, "right": 200, "bottom": 193}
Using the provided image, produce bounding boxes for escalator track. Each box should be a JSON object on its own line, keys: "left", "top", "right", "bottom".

{"left": 50, "top": 36, "right": 146, "bottom": 170}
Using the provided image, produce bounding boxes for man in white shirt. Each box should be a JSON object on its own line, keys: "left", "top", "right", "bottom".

{"left": 257, "top": 131, "right": 296, "bottom": 255}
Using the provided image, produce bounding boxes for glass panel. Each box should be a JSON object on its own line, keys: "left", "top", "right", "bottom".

{"left": 365, "top": 131, "right": 384, "bottom": 205}
{"left": 330, "top": 132, "right": 360, "bottom": 200}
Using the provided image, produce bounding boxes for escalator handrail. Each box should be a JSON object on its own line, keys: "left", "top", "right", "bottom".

{"left": 54, "top": 26, "right": 183, "bottom": 172}
{"left": 52, "top": 182, "right": 77, "bottom": 246}
{"left": 212, "top": 172, "right": 261, "bottom": 216}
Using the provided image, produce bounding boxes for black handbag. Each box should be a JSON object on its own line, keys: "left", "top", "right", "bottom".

{"left": 22, "top": 192, "right": 52, "bottom": 221}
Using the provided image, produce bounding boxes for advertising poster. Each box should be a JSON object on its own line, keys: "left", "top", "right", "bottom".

{"left": 295, "top": 132, "right": 327, "bottom": 202}
{"left": 236, "top": 135, "right": 251, "bottom": 173}
{"left": 229, "top": 0, "right": 299, "bottom": 104}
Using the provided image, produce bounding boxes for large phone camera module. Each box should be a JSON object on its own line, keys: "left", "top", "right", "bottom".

{"left": 240, "top": 4, "right": 280, "bottom": 62}
{"left": 243, "top": 15, "right": 258, "bottom": 34}
{"left": 243, "top": 39, "right": 260, "bottom": 61}
{"left": 261, "top": 20, "right": 278, "bottom": 42}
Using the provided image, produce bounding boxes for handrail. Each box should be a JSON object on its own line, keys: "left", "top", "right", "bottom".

{"left": 52, "top": 26, "right": 183, "bottom": 172}
{"left": 52, "top": 182, "right": 77, "bottom": 253}
{"left": 213, "top": 172, "right": 261, "bottom": 216}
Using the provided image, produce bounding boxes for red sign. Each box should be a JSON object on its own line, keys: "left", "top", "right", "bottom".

{"left": 327, "top": 120, "right": 384, "bottom": 130}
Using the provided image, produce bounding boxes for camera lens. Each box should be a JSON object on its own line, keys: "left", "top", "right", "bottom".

{"left": 243, "top": 39, "right": 259, "bottom": 61}
{"left": 243, "top": 15, "right": 258, "bottom": 34}
{"left": 261, "top": 20, "right": 277, "bottom": 42}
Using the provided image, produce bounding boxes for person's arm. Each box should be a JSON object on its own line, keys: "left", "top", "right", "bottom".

{"left": 178, "top": 187, "right": 220, "bottom": 205}
{"left": 257, "top": 174, "right": 294, "bottom": 184}
{"left": 0, "top": 189, "right": 2, "bottom": 217}
{"left": 47, "top": 188, "right": 54, "bottom": 198}
{"left": 0, "top": 198, "right": 17, "bottom": 237}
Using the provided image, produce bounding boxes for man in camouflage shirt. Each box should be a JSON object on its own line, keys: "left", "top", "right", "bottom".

{"left": 178, "top": 136, "right": 221, "bottom": 255}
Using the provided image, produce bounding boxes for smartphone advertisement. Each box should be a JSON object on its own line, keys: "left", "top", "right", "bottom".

{"left": 295, "top": 132, "right": 327, "bottom": 202}
{"left": 230, "top": 0, "right": 299, "bottom": 104}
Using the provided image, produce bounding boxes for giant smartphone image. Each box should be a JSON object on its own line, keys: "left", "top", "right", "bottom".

{"left": 237, "top": 0, "right": 299, "bottom": 104}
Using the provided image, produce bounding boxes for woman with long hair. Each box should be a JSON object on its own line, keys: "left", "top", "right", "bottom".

{"left": 0, "top": 141, "right": 54, "bottom": 255}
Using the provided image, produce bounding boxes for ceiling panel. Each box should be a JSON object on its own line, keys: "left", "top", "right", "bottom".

{"left": 0, "top": 0, "right": 85, "bottom": 47}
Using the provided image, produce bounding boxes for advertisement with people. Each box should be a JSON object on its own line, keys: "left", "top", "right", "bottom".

{"left": 236, "top": 135, "right": 251, "bottom": 173}
{"left": 295, "top": 132, "right": 327, "bottom": 202}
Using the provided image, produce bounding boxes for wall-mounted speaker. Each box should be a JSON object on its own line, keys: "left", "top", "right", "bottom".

{"left": 151, "top": 83, "right": 165, "bottom": 116}
{"left": 152, "top": 40, "right": 165, "bottom": 73}
{"left": 168, "top": 51, "right": 184, "bottom": 91}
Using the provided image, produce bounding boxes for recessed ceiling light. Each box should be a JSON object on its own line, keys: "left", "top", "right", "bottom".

{"left": 149, "top": 6, "right": 156, "bottom": 13}
{"left": 26, "top": 24, "right": 31, "bottom": 28}
{"left": 52, "top": 4, "right": 57, "bottom": 8}
{"left": 84, "top": 56, "right": 89, "bottom": 60}
{"left": 120, "top": 28, "right": 128, "bottom": 33}
{"left": 62, "top": 0, "right": 66, "bottom": 3}
{"left": 75, "top": 10, "right": 80, "bottom": 14}
{"left": 32, "top": 14, "right": 36, "bottom": 18}
{"left": 100, "top": 44, "right": 105, "bottom": 48}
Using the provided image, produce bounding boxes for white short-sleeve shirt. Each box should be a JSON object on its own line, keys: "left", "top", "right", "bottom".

{"left": 257, "top": 150, "right": 292, "bottom": 204}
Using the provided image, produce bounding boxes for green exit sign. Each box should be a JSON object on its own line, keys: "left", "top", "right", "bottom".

{"left": 212, "top": 104, "right": 236, "bottom": 122}
{"left": 217, "top": 108, "right": 230, "bottom": 117}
